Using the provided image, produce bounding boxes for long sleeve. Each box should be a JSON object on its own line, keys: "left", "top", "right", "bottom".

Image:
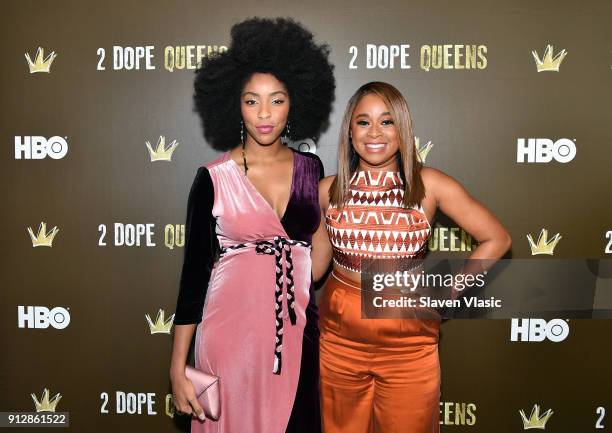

{"left": 173, "top": 166, "right": 218, "bottom": 325}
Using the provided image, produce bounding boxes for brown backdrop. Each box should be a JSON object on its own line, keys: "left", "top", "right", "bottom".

{"left": 2, "top": 0, "right": 612, "bottom": 431}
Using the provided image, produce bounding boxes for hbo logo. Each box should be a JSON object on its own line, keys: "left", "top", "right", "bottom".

{"left": 14, "top": 136, "right": 69, "bottom": 160}
{"left": 516, "top": 138, "right": 576, "bottom": 163}
{"left": 17, "top": 306, "right": 71, "bottom": 329}
{"left": 510, "top": 318, "right": 569, "bottom": 342}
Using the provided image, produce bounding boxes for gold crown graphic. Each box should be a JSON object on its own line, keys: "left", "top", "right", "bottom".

{"left": 146, "top": 136, "right": 179, "bottom": 162}
{"left": 25, "top": 47, "right": 58, "bottom": 73}
{"left": 527, "top": 228, "right": 562, "bottom": 255}
{"left": 415, "top": 137, "right": 434, "bottom": 162}
{"left": 532, "top": 45, "right": 567, "bottom": 72}
{"left": 31, "top": 388, "right": 62, "bottom": 412}
{"left": 146, "top": 309, "right": 175, "bottom": 334}
{"left": 28, "top": 222, "right": 59, "bottom": 247}
{"left": 519, "top": 404, "right": 553, "bottom": 429}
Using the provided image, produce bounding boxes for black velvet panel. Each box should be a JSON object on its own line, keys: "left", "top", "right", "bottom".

{"left": 173, "top": 167, "right": 219, "bottom": 325}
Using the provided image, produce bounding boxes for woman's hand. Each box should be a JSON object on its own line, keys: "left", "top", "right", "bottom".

{"left": 170, "top": 369, "right": 206, "bottom": 421}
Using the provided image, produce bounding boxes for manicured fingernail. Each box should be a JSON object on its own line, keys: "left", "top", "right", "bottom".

{"left": 198, "top": 413, "right": 206, "bottom": 421}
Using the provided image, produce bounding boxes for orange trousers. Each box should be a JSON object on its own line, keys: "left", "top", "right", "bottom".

{"left": 319, "top": 272, "right": 441, "bottom": 433}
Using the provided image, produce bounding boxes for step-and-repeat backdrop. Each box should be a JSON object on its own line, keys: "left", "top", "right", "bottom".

{"left": 2, "top": 1, "right": 611, "bottom": 432}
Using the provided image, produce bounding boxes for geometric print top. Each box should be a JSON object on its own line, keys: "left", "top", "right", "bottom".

{"left": 325, "top": 170, "right": 432, "bottom": 273}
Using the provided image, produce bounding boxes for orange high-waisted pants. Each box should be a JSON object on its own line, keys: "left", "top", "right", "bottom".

{"left": 319, "top": 272, "right": 441, "bottom": 433}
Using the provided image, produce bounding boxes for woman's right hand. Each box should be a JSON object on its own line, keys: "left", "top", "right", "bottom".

{"left": 170, "top": 369, "right": 206, "bottom": 421}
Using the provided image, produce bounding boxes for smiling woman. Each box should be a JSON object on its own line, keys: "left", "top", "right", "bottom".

{"left": 313, "top": 82, "right": 511, "bottom": 433}
{"left": 351, "top": 94, "right": 400, "bottom": 164}
{"left": 169, "top": 17, "right": 335, "bottom": 433}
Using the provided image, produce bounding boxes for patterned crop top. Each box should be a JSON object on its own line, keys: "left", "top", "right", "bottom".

{"left": 325, "top": 170, "right": 432, "bottom": 273}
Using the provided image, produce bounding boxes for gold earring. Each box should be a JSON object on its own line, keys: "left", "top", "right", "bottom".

{"left": 241, "top": 120, "right": 248, "bottom": 175}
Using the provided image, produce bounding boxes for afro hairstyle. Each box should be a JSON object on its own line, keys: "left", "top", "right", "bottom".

{"left": 193, "top": 17, "right": 336, "bottom": 151}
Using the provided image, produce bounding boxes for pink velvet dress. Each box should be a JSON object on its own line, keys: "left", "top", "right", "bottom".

{"left": 174, "top": 150, "right": 323, "bottom": 433}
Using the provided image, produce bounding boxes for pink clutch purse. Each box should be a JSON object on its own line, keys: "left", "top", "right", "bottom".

{"left": 184, "top": 365, "right": 220, "bottom": 421}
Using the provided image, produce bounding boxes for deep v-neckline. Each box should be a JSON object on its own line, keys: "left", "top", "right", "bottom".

{"left": 227, "top": 149, "right": 296, "bottom": 223}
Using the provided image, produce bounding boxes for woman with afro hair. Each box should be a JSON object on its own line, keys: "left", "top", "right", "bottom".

{"left": 169, "top": 17, "right": 335, "bottom": 433}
